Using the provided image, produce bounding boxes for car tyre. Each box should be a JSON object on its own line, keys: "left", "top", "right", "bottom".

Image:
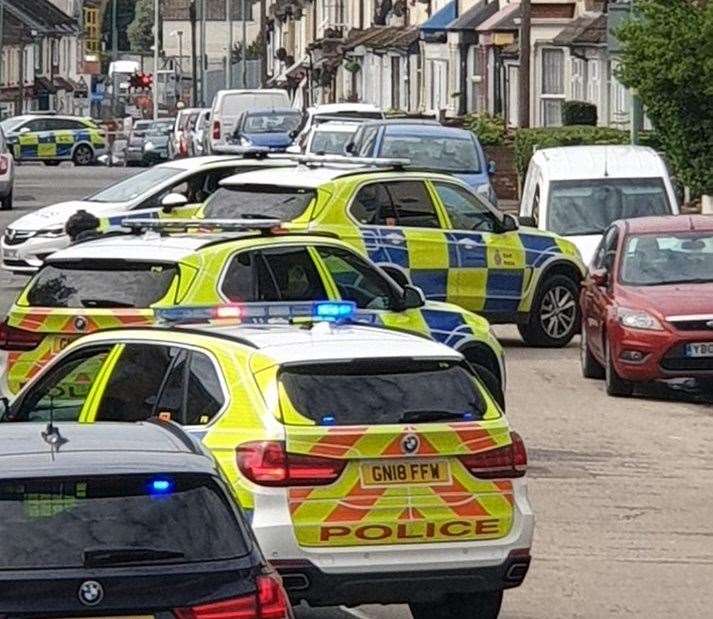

{"left": 469, "top": 362, "right": 505, "bottom": 411}
{"left": 409, "top": 590, "right": 503, "bottom": 619}
{"left": 72, "top": 144, "right": 94, "bottom": 166}
{"left": 581, "top": 325, "right": 604, "bottom": 379}
{"left": 605, "top": 339, "right": 634, "bottom": 397}
{"left": 518, "top": 274, "right": 580, "bottom": 347}
{"left": 0, "top": 190, "right": 12, "bottom": 211}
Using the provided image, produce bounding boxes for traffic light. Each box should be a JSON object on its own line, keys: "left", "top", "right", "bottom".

{"left": 129, "top": 73, "right": 141, "bottom": 90}
{"left": 129, "top": 72, "right": 153, "bottom": 91}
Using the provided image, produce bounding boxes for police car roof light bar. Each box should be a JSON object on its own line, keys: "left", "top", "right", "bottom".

{"left": 271, "top": 154, "right": 412, "bottom": 169}
{"left": 120, "top": 218, "right": 284, "bottom": 234}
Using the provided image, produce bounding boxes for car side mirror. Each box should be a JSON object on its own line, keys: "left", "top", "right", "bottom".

{"left": 500, "top": 213, "right": 519, "bottom": 232}
{"left": 518, "top": 215, "right": 537, "bottom": 228}
{"left": 401, "top": 284, "right": 426, "bottom": 309}
{"left": 161, "top": 192, "right": 189, "bottom": 212}
{"left": 590, "top": 268, "right": 609, "bottom": 288}
{"left": 344, "top": 142, "right": 355, "bottom": 155}
{"left": 487, "top": 160, "right": 496, "bottom": 175}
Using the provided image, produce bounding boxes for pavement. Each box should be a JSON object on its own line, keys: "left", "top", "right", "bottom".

{"left": 2, "top": 165, "right": 713, "bottom": 618}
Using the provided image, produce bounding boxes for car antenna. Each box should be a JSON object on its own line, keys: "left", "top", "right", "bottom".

{"left": 603, "top": 147, "right": 609, "bottom": 178}
{"left": 41, "top": 395, "right": 67, "bottom": 459}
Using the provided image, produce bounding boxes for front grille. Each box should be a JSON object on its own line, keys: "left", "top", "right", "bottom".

{"left": 3, "top": 230, "right": 34, "bottom": 246}
{"left": 1, "top": 259, "right": 32, "bottom": 268}
{"left": 661, "top": 343, "right": 713, "bottom": 372}
{"left": 670, "top": 319, "right": 713, "bottom": 332}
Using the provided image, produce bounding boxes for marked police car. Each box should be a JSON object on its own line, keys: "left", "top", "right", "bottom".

{"left": 0, "top": 155, "right": 295, "bottom": 274}
{"left": 0, "top": 219, "right": 506, "bottom": 406}
{"left": 0, "top": 114, "right": 106, "bottom": 166}
{"left": 3, "top": 305, "right": 533, "bottom": 618}
{"left": 0, "top": 420, "right": 293, "bottom": 617}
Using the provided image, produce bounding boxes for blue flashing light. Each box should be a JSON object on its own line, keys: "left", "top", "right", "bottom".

{"left": 150, "top": 479, "right": 173, "bottom": 495}
{"left": 463, "top": 413, "right": 474, "bottom": 421}
{"left": 321, "top": 415, "right": 336, "bottom": 426}
{"left": 313, "top": 301, "right": 356, "bottom": 322}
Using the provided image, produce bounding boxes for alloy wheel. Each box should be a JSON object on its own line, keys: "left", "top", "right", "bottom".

{"left": 539, "top": 285, "right": 577, "bottom": 339}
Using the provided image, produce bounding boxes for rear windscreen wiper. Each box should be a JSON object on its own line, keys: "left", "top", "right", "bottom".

{"left": 398, "top": 410, "right": 477, "bottom": 423}
{"left": 84, "top": 547, "right": 185, "bottom": 567}
{"left": 81, "top": 298, "right": 135, "bottom": 308}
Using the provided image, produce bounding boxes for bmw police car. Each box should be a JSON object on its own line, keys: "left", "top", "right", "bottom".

{"left": 0, "top": 155, "right": 294, "bottom": 274}
{"left": 0, "top": 114, "right": 106, "bottom": 166}
{"left": 0, "top": 219, "right": 505, "bottom": 405}
{"left": 189, "top": 157, "right": 587, "bottom": 347}
{"left": 3, "top": 305, "right": 533, "bottom": 618}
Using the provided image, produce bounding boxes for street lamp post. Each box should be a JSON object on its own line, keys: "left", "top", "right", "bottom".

{"left": 226, "top": 0, "right": 233, "bottom": 88}
{"left": 153, "top": 0, "right": 159, "bottom": 120}
{"left": 241, "top": 0, "right": 246, "bottom": 87}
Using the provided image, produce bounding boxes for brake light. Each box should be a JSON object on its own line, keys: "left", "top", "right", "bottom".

{"left": 459, "top": 431, "right": 527, "bottom": 479}
{"left": 213, "top": 120, "right": 221, "bottom": 140}
{"left": 0, "top": 320, "right": 43, "bottom": 351}
{"left": 175, "top": 575, "right": 290, "bottom": 619}
{"left": 0, "top": 155, "right": 8, "bottom": 175}
{"left": 237, "top": 441, "right": 346, "bottom": 487}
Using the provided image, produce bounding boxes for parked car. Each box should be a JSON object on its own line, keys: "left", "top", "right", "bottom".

{"left": 142, "top": 119, "right": 177, "bottom": 165}
{"left": 303, "top": 119, "right": 361, "bottom": 155}
{"left": 295, "top": 103, "right": 384, "bottom": 147}
{"left": 0, "top": 126, "right": 14, "bottom": 210}
{"left": 0, "top": 114, "right": 106, "bottom": 166}
{"left": 519, "top": 145, "right": 680, "bottom": 265}
{"left": 207, "top": 89, "right": 290, "bottom": 154}
{"left": 228, "top": 108, "right": 303, "bottom": 152}
{"left": 192, "top": 108, "right": 211, "bottom": 156}
{"left": 346, "top": 120, "right": 498, "bottom": 205}
{"left": 124, "top": 120, "right": 153, "bottom": 166}
{"left": 0, "top": 156, "right": 295, "bottom": 274}
{"left": 580, "top": 215, "right": 713, "bottom": 397}
{"left": 172, "top": 107, "right": 201, "bottom": 157}
{"left": 0, "top": 420, "right": 293, "bottom": 617}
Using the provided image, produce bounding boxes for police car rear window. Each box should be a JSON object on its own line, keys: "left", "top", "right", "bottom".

{"left": 279, "top": 359, "right": 485, "bottom": 425}
{"left": 204, "top": 186, "right": 315, "bottom": 220}
{"left": 0, "top": 473, "right": 249, "bottom": 570}
{"left": 26, "top": 261, "right": 177, "bottom": 308}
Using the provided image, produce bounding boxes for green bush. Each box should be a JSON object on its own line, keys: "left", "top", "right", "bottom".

{"left": 462, "top": 113, "right": 507, "bottom": 146}
{"left": 562, "top": 100, "right": 598, "bottom": 126}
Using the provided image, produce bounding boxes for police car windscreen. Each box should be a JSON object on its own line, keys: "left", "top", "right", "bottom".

{"left": 0, "top": 474, "right": 249, "bottom": 569}
{"left": 204, "top": 186, "right": 315, "bottom": 220}
{"left": 279, "top": 359, "right": 485, "bottom": 425}
{"left": 26, "top": 261, "right": 177, "bottom": 308}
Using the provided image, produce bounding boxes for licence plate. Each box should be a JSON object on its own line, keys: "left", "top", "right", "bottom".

{"left": 2, "top": 248, "right": 18, "bottom": 260}
{"left": 361, "top": 459, "right": 450, "bottom": 487}
{"left": 686, "top": 342, "right": 713, "bottom": 358}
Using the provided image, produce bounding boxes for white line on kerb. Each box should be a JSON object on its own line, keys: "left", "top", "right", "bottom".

{"left": 340, "top": 608, "right": 373, "bottom": 619}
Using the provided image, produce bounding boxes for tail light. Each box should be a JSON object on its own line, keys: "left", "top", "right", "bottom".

{"left": 0, "top": 155, "right": 9, "bottom": 175}
{"left": 212, "top": 120, "right": 221, "bottom": 140}
{"left": 179, "top": 136, "right": 188, "bottom": 156}
{"left": 175, "top": 575, "right": 290, "bottom": 619}
{"left": 237, "top": 440, "right": 346, "bottom": 487}
{"left": 0, "top": 320, "right": 43, "bottom": 351}
{"left": 459, "top": 431, "right": 527, "bottom": 479}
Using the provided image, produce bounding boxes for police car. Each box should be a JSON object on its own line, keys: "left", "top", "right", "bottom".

{"left": 193, "top": 157, "right": 587, "bottom": 347}
{"left": 3, "top": 305, "right": 533, "bottom": 618}
{"left": 0, "top": 420, "right": 292, "bottom": 617}
{"left": 0, "top": 114, "right": 106, "bottom": 166}
{"left": 0, "top": 219, "right": 505, "bottom": 405}
{"left": 0, "top": 155, "right": 294, "bottom": 274}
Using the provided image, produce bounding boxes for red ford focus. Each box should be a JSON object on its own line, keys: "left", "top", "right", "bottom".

{"left": 580, "top": 215, "right": 713, "bottom": 396}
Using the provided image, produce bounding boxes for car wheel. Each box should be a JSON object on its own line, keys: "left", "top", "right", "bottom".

{"left": 43, "top": 160, "right": 61, "bottom": 166}
{"left": 581, "top": 324, "right": 605, "bottom": 379}
{"left": 409, "top": 591, "right": 503, "bottom": 619}
{"left": 0, "top": 190, "right": 12, "bottom": 211}
{"left": 518, "top": 274, "right": 580, "bottom": 347}
{"left": 72, "top": 144, "right": 94, "bottom": 166}
{"left": 468, "top": 361, "right": 505, "bottom": 411}
{"left": 605, "top": 339, "right": 634, "bottom": 397}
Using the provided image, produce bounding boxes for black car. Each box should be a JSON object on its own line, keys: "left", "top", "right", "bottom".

{"left": 0, "top": 419, "right": 293, "bottom": 618}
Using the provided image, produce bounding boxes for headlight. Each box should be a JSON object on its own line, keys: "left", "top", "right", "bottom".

{"left": 617, "top": 308, "right": 664, "bottom": 331}
{"left": 240, "top": 136, "right": 252, "bottom": 146}
{"left": 36, "top": 228, "right": 65, "bottom": 238}
{"left": 144, "top": 141, "right": 155, "bottom": 151}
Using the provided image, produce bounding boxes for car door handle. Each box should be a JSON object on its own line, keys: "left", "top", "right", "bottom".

{"left": 457, "top": 238, "right": 478, "bottom": 250}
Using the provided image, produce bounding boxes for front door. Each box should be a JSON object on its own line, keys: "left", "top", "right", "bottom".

{"left": 349, "top": 180, "right": 450, "bottom": 301}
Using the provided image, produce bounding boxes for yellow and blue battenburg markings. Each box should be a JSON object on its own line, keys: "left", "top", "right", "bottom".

{"left": 14, "top": 126, "right": 105, "bottom": 161}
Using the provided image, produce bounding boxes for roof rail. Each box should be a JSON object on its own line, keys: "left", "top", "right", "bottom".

{"left": 272, "top": 153, "right": 411, "bottom": 169}
{"left": 121, "top": 218, "right": 283, "bottom": 235}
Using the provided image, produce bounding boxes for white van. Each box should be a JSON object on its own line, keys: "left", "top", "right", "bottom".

{"left": 519, "top": 145, "right": 679, "bottom": 265}
{"left": 207, "top": 89, "right": 290, "bottom": 153}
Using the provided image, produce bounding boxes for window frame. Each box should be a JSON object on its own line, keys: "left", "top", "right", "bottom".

{"left": 346, "top": 179, "right": 447, "bottom": 230}
{"left": 540, "top": 47, "right": 566, "bottom": 127}
{"left": 431, "top": 180, "right": 502, "bottom": 233}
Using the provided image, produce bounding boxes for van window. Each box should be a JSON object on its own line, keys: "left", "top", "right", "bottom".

{"left": 547, "top": 178, "right": 671, "bottom": 236}
{"left": 221, "top": 92, "right": 288, "bottom": 116}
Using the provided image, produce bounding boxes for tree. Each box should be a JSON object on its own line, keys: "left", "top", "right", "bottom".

{"left": 128, "top": 0, "right": 154, "bottom": 53}
{"left": 102, "top": 0, "right": 136, "bottom": 53}
{"left": 617, "top": 0, "right": 713, "bottom": 198}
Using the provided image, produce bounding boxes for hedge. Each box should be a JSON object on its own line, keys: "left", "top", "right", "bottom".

{"left": 513, "top": 125, "right": 662, "bottom": 179}
{"left": 462, "top": 113, "right": 507, "bottom": 146}
{"left": 562, "top": 100, "right": 597, "bottom": 126}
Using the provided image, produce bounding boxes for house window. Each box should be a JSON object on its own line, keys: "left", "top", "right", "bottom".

{"left": 541, "top": 48, "right": 565, "bottom": 126}
{"left": 572, "top": 57, "right": 585, "bottom": 101}
{"left": 84, "top": 7, "right": 100, "bottom": 53}
{"left": 429, "top": 59, "right": 448, "bottom": 112}
{"left": 507, "top": 64, "right": 519, "bottom": 127}
{"left": 35, "top": 41, "right": 43, "bottom": 74}
{"left": 391, "top": 56, "right": 400, "bottom": 110}
{"left": 52, "top": 39, "right": 60, "bottom": 69}
{"left": 587, "top": 58, "right": 600, "bottom": 106}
